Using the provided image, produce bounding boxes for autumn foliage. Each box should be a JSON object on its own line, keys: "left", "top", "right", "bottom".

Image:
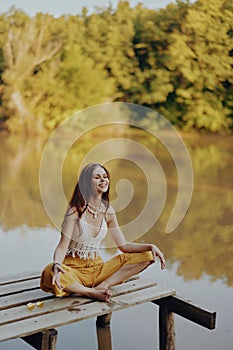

{"left": 0, "top": 0, "right": 232, "bottom": 134}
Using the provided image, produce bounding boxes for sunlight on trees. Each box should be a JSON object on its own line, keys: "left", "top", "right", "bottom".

{"left": 0, "top": 1, "right": 232, "bottom": 134}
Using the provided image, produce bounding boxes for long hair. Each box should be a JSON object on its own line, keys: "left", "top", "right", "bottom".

{"left": 69, "top": 163, "right": 110, "bottom": 217}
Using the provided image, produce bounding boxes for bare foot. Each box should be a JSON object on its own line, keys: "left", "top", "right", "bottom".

{"left": 88, "top": 287, "right": 112, "bottom": 301}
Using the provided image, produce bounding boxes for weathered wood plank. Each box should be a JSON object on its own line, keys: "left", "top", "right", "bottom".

{"left": 153, "top": 295, "right": 216, "bottom": 330}
{"left": 0, "top": 296, "right": 91, "bottom": 326}
{"left": 0, "top": 279, "right": 157, "bottom": 326}
{"left": 0, "top": 289, "right": 51, "bottom": 311}
{"left": 0, "top": 279, "right": 40, "bottom": 297}
{"left": 108, "top": 278, "right": 157, "bottom": 296}
{"left": 0, "top": 284, "right": 175, "bottom": 342}
{"left": 0, "top": 272, "right": 40, "bottom": 286}
{"left": 0, "top": 272, "right": 137, "bottom": 287}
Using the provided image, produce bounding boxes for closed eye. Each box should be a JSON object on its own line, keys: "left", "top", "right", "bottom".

{"left": 94, "top": 173, "right": 108, "bottom": 179}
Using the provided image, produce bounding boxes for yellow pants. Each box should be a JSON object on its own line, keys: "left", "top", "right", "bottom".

{"left": 40, "top": 251, "right": 154, "bottom": 297}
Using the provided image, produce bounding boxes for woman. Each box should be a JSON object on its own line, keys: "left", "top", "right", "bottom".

{"left": 41, "top": 163, "right": 166, "bottom": 301}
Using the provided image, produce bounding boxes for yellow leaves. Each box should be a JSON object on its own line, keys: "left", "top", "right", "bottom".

{"left": 134, "top": 43, "right": 149, "bottom": 49}
{"left": 26, "top": 301, "right": 44, "bottom": 311}
{"left": 165, "top": 0, "right": 233, "bottom": 132}
{"left": 181, "top": 94, "right": 231, "bottom": 132}
{"left": 126, "top": 48, "right": 135, "bottom": 58}
{"left": 26, "top": 303, "right": 35, "bottom": 311}
{"left": 0, "top": 2, "right": 232, "bottom": 134}
{"left": 176, "top": 88, "right": 192, "bottom": 100}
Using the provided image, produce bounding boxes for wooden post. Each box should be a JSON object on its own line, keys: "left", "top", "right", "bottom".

{"left": 158, "top": 300, "right": 176, "bottom": 350}
{"left": 96, "top": 325, "right": 112, "bottom": 350}
{"left": 153, "top": 295, "right": 216, "bottom": 330}
{"left": 22, "top": 329, "right": 58, "bottom": 350}
{"left": 96, "top": 313, "right": 112, "bottom": 328}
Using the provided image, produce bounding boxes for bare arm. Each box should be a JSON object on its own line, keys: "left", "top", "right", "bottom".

{"left": 106, "top": 206, "right": 166, "bottom": 270}
{"left": 52, "top": 208, "right": 76, "bottom": 288}
{"left": 53, "top": 233, "right": 70, "bottom": 265}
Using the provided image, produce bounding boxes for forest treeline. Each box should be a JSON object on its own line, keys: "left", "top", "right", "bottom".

{"left": 0, "top": 0, "right": 232, "bottom": 134}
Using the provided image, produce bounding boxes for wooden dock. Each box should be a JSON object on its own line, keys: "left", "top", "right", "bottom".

{"left": 0, "top": 272, "right": 216, "bottom": 350}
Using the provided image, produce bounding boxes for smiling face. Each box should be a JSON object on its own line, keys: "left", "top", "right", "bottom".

{"left": 91, "top": 166, "right": 109, "bottom": 195}
{"left": 69, "top": 163, "right": 110, "bottom": 216}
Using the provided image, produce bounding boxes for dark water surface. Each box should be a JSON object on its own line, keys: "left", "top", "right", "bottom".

{"left": 0, "top": 130, "right": 232, "bottom": 350}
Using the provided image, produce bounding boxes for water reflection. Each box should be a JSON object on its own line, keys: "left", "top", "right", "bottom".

{"left": 96, "top": 326, "right": 112, "bottom": 350}
{"left": 0, "top": 130, "right": 232, "bottom": 288}
{"left": 0, "top": 135, "right": 48, "bottom": 229}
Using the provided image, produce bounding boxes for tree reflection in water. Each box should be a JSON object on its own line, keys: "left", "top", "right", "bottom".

{"left": 0, "top": 130, "right": 232, "bottom": 287}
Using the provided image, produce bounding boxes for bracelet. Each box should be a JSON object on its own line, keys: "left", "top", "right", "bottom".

{"left": 52, "top": 262, "right": 61, "bottom": 271}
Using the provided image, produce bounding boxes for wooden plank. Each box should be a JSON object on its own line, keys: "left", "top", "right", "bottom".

{"left": 0, "top": 279, "right": 157, "bottom": 326}
{"left": 125, "top": 274, "right": 139, "bottom": 282}
{"left": 0, "top": 279, "right": 40, "bottom": 297}
{"left": 0, "top": 284, "right": 175, "bottom": 342}
{"left": 159, "top": 299, "right": 176, "bottom": 350}
{"left": 22, "top": 329, "right": 58, "bottom": 350}
{"left": 153, "top": 295, "right": 216, "bottom": 330}
{"left": 0, "top": 272, "right": 40, "bottom": 286}
{"left": 0, "top": 272, "right": 137, "bottom": 287}
{"left": 0, "top": 296, "right": 91, "bottom": 327}
{"left": 0, "top": 289, "right": 51, "bottom": 311}
{"left": 108, "top": 278, "right": 157, "bottom": 296}
{"left": 0, "top": 273, "right": 139, "bottom": 298}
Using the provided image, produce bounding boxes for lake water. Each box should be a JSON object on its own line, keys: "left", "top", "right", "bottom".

{"left": 0, "top": 128, "right": 232, "bottom": 350}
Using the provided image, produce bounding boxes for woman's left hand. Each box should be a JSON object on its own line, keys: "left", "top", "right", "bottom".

{"left": 151, "top": 245, "right": 166, "bottom": 270}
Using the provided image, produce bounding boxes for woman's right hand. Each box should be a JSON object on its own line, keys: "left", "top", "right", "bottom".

{"left": 52, "top": 264, "right": 65, "bottom": 290}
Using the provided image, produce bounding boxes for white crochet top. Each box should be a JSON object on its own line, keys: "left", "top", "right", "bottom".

{"left": 64, "top": 215, "right": 108, "bottom": 260}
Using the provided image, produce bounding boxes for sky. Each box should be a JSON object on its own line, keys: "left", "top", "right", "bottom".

{"left": 0, "top": 0, "right": 181, "bottom": 16}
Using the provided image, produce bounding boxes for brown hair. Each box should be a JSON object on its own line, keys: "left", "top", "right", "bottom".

{"left": 69, "top": 163, "right": 110, "bottom": 217}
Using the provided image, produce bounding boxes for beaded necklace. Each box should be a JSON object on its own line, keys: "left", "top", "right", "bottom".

{"left": 86, "top": 202, "right": 104, "bottom": 219}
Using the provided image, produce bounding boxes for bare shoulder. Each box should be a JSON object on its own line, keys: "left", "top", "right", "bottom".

{"left": 61, "top": 206, "right": 78, "bottom": 237}
{"left": 66, "top": 207, "right": 78, "bottom": 216}
{"left": 105, "top": 205, "right": 117, "bottom": 224}
{"left": 106, "top": 205, "right": 116, "bottom": 215}
{"left": 64, "top": 206, "right": 78, "bottom": 220}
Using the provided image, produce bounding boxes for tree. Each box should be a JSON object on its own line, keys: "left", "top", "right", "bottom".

{"left": 31, "top": 14, "right": 115, "bottom": 130}
{"left": 0, "top": 1, "right": 232, "bottom": 134}
{"left": 0, "top": 9, "right": 116, "bottom": 133}
{"left": 130, "top": 2, "right": 187, "bottom": 107}
{"left": 82, "top": 1, "right": 138, "bottom": 100}
{"left": 1, "top": 9, "right": 62, "bottom": 134}
{"left": 167, "top": 0, "right": 233, "bottom": 132}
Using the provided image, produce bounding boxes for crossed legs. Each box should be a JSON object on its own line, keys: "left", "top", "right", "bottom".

{"left": 64, "top": 261, "right": 150, "bottom": 301}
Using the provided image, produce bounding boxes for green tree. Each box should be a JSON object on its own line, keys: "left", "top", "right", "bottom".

{"left": 32, "top": 14, "right": 115, "bottom": 130}
{"left": 1, "top": 10, "right": 62, "bottom": 134}
{"left": 130, "top": 2, "right": 186, "bottom": 108}
{"left": 167, "top": 0, "right": 233, "bottom": 132}
{"left": 0, "top": 9, "right": 116, "bottom": 133}
{"left": 0, "top": 1, "right": 232, "bottom": 134}
{"left": 82, "top": 1, "right": 138, "bottom": 100}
